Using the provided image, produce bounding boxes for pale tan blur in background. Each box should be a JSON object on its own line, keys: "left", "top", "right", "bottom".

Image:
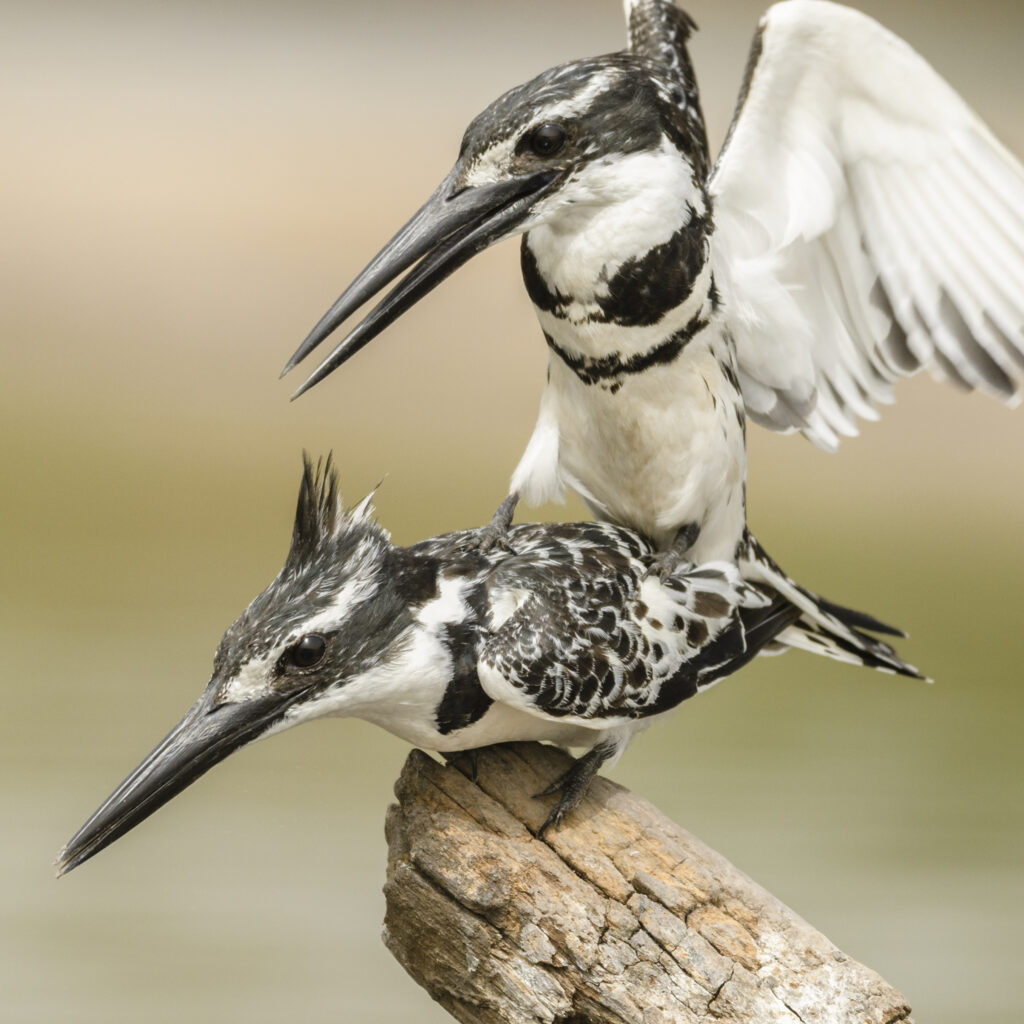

{"left": 3, "top": 1, "right": 1023, "bottom": 1021}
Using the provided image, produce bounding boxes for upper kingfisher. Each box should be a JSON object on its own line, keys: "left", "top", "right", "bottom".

{"left": 283, "top": 0, "right": 1024, "bottom": 577}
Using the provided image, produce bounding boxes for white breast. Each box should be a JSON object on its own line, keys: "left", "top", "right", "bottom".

{"left": 512, "top": 327, "right": 747, "bottom": 561}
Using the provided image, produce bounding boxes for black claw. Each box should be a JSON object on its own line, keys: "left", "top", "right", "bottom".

{"left": 470, "top": 491, "right": 521, "bottom": 556}
{"left": 644, "top": 550, "right": 681, "bottom": 583}
{"left": 644, "top": 546, "right": 689, "bottom": 583}
{"left": 538, "top": 805, "right": 566, "bottom": 838}
{"left": 443, "top": 748, "right": 481, "bottom": 782}
{"left": 533, "top": 743, "right": 616, "bottom": 837}
{"left": 533, "top": 775, "right": 568, "bottom": 800}
{"left": 644, "top": 521, "right": 701, "bottom": 582}
{"left": 474, "top": 524, "right": 516, "bottom": 556}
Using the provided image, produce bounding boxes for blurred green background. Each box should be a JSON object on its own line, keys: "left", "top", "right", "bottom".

{"left": 4, "top": 1, "right": 1022, "bottom": 1021}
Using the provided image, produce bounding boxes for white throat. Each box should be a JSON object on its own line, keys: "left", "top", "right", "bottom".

{"left": 525, "top": 136, "right": 705, "bottom": 305}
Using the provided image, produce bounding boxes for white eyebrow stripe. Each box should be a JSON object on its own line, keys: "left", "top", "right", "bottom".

{"left": 463, "top": 69, "right": 625, "bottom": 188}
{"left": 299, "top": 565, "right": 380, "bottom": 635}
{"left": 541, "top": 69, "right": 622, "bottom": 122}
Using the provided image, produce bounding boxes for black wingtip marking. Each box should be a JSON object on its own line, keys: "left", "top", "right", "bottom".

{"left": 911, "top": 303, "right": 973, "bottom": 392}
{"left": 869, "top": 279, "right": 919, "bottom": 374}
{"left": 983, "top": 310, "right": 1024, "bottom": 374}
{"left": 813, "top": 596, "right": 904, "bottom": 638}
{"left": 937, "top": 289, "right": 1015, "bottom": 398}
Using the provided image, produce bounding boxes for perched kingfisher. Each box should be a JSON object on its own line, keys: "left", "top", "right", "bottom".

{"left": 57, "top": 455, "right": 918, "bottom": 875}
{"left": 283, "top": 0, "right": 1024, "bottom": 574}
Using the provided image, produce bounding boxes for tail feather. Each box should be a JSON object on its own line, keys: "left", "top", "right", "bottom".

{"left": 812, "top": 596, "right": 905, "bottom": 638}
{"left": 739, "top": 532, "right": 926, "bottom": 680}
{"left": 693, "top": 594, "right": 805, "bottom": 689}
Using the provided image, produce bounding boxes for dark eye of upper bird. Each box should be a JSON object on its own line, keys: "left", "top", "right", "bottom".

{"left": 528, "top": 122, "right": 567, "bottom": 157}
{"left": 281, "top": 634, "right": 328, "bottom": 671}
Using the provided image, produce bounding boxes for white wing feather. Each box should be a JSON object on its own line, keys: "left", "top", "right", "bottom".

{"left": 710, "top": 0, "right": 1024, "bottom": 450}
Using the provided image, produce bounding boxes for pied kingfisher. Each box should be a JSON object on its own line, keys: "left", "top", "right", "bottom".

{"left": 283, "top": 0, "right": 1024, "bottom": 575}
{"left": 58, "top": 455, "right": 918, "bottom": 876}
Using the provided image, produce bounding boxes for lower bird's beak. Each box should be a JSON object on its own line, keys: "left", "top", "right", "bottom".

{"left": 56, "top": 685, "right": 309, "bottom": 876}
{"left": 283, "top": 166, "right": 560, "bottom": 396}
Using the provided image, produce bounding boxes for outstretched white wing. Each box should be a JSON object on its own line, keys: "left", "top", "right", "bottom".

{"left": 710, "top": 0, "right": 1024, "bottom": 450}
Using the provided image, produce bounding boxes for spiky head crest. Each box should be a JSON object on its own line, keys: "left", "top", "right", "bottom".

{"left": 285, "top": 453, "right": 385, "bottom": 576}
{"left": 211, "top": 455, "right": 394, "bottom": 687}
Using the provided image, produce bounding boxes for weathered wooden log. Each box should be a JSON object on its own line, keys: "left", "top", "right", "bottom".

{"left": 383, "top": 742, "right": 913, "bottom": 1024}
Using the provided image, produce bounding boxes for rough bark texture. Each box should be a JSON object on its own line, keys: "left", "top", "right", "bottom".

{"left": 383, "top": 742, "right": 914, "bottom": 1024}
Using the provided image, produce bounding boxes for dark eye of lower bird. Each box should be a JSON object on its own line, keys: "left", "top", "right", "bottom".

{"left": 529, "top": 122, "right": 567, "bottom": 157}
{"left": 284, "top": 633, "right": 327, "bottom": 670}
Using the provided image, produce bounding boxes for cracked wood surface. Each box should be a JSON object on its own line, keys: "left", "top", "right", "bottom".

{"left": 383, "top": 743, "right": 914, "bottom": 1024}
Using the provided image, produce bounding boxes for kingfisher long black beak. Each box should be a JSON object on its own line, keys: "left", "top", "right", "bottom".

{"left": 283, "top": 166, "right": 560, "bottom": 397}
{"left": 56, "top": 685, "right": 309, "bottom": 876}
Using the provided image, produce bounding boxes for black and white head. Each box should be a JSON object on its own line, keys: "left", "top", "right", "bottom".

{"left": 283, "top": 1, "right": 709, "bottom": 393}
{"left": 57, "top": 456, "right": 404, "bottom": 876}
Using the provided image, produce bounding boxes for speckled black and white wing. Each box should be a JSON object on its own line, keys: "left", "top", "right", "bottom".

{"left": 710, "top": 1, "right": 1024, "bottom": 450}
{"left": 477, "top": 523, "right": 798, "bottom": 726}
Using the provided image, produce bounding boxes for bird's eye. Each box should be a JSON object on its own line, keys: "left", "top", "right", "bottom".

{"left": 283, "top": 634, "right": 327, "bottom": 671}
{"left": 528, "top": 122, "right": 567, "bottom": 157}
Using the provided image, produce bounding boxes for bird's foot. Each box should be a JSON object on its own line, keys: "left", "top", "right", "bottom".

{"left": 645, "top": 547, "right": 688, "bottom": 583}
{"left": 534, "top": 743, "right": 616, "bottom": 837}
{"left": 442, "top": 748, "right": 480, "bottom": 782}
{"left": 472, "top": 492, "right": 520, "bottom": 555}
{"left": 644, "top": 521, "right": 701, "bottom": 583}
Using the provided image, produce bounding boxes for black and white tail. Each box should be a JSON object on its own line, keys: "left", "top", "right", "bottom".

{"left": 739, "top": 532, "right": 925, "bottom": 680}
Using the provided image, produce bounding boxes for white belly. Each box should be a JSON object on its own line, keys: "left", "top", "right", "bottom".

{"left": 358, "top": 679, "right": 612, "bottom": 753}
{"left": 512, "top": 338, "right": 747, "bottom": 562}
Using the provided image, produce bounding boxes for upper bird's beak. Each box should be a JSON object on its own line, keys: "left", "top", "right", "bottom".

{"left": 56, "top": 684, "right": 310, "bottom": 876}
{"left": 283, "top": 165, "right": 560, "bottom": 397}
